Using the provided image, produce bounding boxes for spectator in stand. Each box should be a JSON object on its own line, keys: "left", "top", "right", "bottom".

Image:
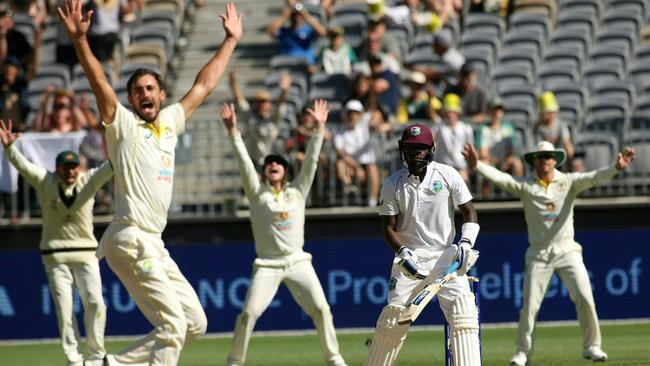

{"left": 0, "top": 56, "right": 29, "bottom": 131}
{"left": 84, "top": 0, "right": 125, "bottom": 63}
{"left": 319, "top": 26, "right": 356, "bottom": 75}
{"left": 348, "top": 71, "right": 388, "bottom": 127}
{"left": 468, "top": 0, "right": 514, "bottom": 18}
{"left": 444, "top": 62, "right": 487, "bottom": 124}
{"left": 434, "top": 93, "right": 473, "bottom": 181}
{"left": 266, "top": 1, "right": 327, "bottom": 67}
{"left": 475, "top": 96, "right": 523, "bottom": 195}
{"left": 0, "top": 3, "right": 40, "bottom": 79}
{"left": 358, "top": 20, "right": 401, "bottom": 74}
{"left": 334, "top": 99, "right": 380, "bottom": 206}
{"left": 415, "top": 29, "right": 464, "bottom": 84}
{"left": 33, "top": 88, "right": 89, "bottom": 132}
{"left": 369, "top": 53, "right": 400, "bottom": 120}
{"left": 366, "top": 17, "right": 402, "bottom": 64}
{"left": 533, "top": 91, "right": 576, "bottom": 171}
{"left": 229, "top": 68, "right": 292, "bottom": 167}
{"left": 396, "top": 70, "right": 442, "bottom": 125}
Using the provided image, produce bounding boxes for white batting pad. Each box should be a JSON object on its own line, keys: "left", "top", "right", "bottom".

{"left": 450, "top": 293, "right": 481, "bottom": 366}
{"left": 365, "top": 305, "right": 409, "bottom": 366}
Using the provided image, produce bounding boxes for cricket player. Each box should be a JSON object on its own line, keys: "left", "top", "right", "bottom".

{"left": 462, "top": 141, "right": 636, "bottom": 365}
{"left": 365, "top": 123, "right": 481, "bottom": 366}
{"left": 58, "top": 0, "right": 242, "bottom": 364}
{"left": 0, "top": 119, "right": 112, "bottom": 366}
{"left": 220, "top": 100, "right": 347, "bottom": 366}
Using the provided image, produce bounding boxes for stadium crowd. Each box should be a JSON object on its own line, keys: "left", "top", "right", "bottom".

{"left": 1, "top": 0, "right": 649, "bottom": 218}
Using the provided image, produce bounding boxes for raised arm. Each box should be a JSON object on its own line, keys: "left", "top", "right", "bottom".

{"left": 0, "top": 119, "right": 47, "bottom": 189}
{"left": 266, "top": 6, "right": 291, "bottom": 38}
{"left": 220, "top": 102, "right": 260, "bottom": 197}
{"left": 571, "top": 147, "right": 636, "bottom": 193}
{"left": 228, "top": 68, "right": 249, "bottom": 111}
{"left": 463, "top": 143, "right": 524, "bottom": 196}
{"left": 69, "top": 161, "right": 113, "bottom": 211}
{"left": 296, "top": 99, "right": 329, "bottom": 195}
{"left": 180, "top": 2, "right": 242, "bottom": 120}
{"left": 58, "top": 0, "right": 117, "bottom": 123}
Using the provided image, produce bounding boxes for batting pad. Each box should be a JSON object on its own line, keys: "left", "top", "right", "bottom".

{"left": 365, "top": 305, "right": 409, "bottom": 366}
{"left": 450, "top": 293, "right": 481, "bottom": 366}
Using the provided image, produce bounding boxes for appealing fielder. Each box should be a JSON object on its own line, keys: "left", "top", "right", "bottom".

{"left": 463, "top": 141, "right": 636, "bottom": 365}
{"left": 0, "top": 119, "right": 112, "bottom": 366}
{"left": 365, "top": 123, "right": 481, "bottom": 366}
{"left": 220, "top": 101, "right": 347, "bottom": 366}
{"left": 58, "top": 0, "right": 242, "bottom": 364}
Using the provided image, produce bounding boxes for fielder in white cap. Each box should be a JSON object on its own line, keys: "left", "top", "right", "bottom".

{"left": 1, "top": 118, "right": 112, "bottom": 366}
{"left": 463, "top": 141, "right": 636, "bottom": 365}
{"left": 365, "top": 123, "right": 482, "bottom": 366}
{"left": 58, "top": 0, "right": 242, "bottom": 364}
{"left": 220, "top": 100, "right": 347, "bottom": 366}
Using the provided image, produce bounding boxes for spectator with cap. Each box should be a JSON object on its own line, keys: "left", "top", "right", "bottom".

{"left": 334, "top": 99, "right": 381, "bottom": 206}
{"left": 0, "top": 56, "right": 29, "bottom": 130}
{"left": 475, "top": 96, "right": 523, "bottom": 195}
{"left": 319, "top": 26, "right": 356, "bottom": 75}
{"left": 396, "top": 69, "right": 442, "bottom": 125}
{"left": 33, "top": 88, "right": 89, "bottom": 132}
{"left": 266, "top": 1, "right": 327, "bottom": 66}
{"left": 533, "top": 91, "right": 576, "bottom": 170}
{"left": 433, "top": 93, "right": 474, "bottom": 181}
{"left": 414, "top": 29, "right": 464, "bottom": 84}
{"left": 229, "top": 68, "right": 292, "bottom": 167}
{"left": 444, "top": 62, "right": 488, "bottom": 124}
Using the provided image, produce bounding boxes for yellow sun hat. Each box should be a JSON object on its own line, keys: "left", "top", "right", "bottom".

{"left": 443, "top": 93, "right": 462, "bottom": 113}
{"left": 539, "top": 91, "right": 559, "bottom": 113}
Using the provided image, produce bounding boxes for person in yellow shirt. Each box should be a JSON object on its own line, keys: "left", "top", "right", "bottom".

{"left": 220, "top": 100, "right": 347, "bottom": 366}
{"left": 463, "top": 141, "right": 636, "bottom": 365}
{"left": 0, "top": 118, "right": 112, "bottom": 366}
{"left": 58, "top": 0, "right": 242, "bottom": 364}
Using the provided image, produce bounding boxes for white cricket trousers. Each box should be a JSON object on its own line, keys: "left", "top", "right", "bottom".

{"left": 517, "top": 250, "right": 601, "bottom": 355}
{"left": 227, "top": 258, "right": 345, "bottom": 366}
{"left": 102, "top": 223, "right": 207, "bottom": 366}
{"left": 44, "top": 258, "right": 106, "bottom": 365}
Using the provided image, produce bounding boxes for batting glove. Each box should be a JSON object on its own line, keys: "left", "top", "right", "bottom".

{"left": 454, "top": 239, "right": 479, "bottom": 276}
{"left": 397, "top": 247, "right": 429, "bottom": 280}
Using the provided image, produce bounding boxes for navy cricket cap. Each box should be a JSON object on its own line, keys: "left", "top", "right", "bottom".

{"left": 55, "top": 151, "right": 80, "bottom": 166}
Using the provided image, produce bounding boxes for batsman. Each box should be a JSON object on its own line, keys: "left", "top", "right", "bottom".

{"left": 365, "top": 123, "right": 481, "bottom": 366}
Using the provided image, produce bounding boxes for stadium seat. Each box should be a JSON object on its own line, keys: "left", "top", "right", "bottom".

{"left": 607, "top": 0, "right": 648, "bottom": 18}
{"left": 141, "top": 10, "right": 181, "bottom": 39}
{"left": 575, "top": 132, "right": 622, "bottom": 196}
{"left": 34, "top": 64, "right": 71, "bottom": 90}
{"left": 537, "top": 62, "right": 580, "bottom": 87}
{"left": 557, "top": 10, "right": 598, "bottom": 36}
{"left": 602, "top": 8, "right": 643, "bottom": 35}
{"left": 628, "top": 62, "right": 650, "bottom": 95}
{"left": 559, "top": 0, "right": 602, "bottom": 20}
{"left": 459, "top": 32, "right": 501, "bottom": 63}
{"left": 308, "top": 73, "right": 349, "bottom": 103}
{"left": 545, "top": 80, "right": 589, "bottom": 114}
{"left": 131, "top": 26, "right": 175, "bottom": 62}
{"left": 333, "top": 2, "right": 368, "bottom": 18}
{"left": 592, "top": 80, "right": 635, "bottom": 110}
{"left": 634, "top": 44, "right": 650, "bottom": 63}
{"left": 493, "top": 65, "right": 533, "bottom": 92}
{"left": 588, "top": 43, "right": 630, "bottom": 74}
{"left": 461, "top": 48, "right": 494, "bottom": 87}
{"left": 404, "top": 49, "right": 446, "bottom": 69}
{"left": 583, "top": 62, "right": 625, "bottom": 92}
{"left": 503, "top": 29, "right": 546, "bottom": 58}
{"left": 586, "top": 95, "right": 629, "bottom": 122}
{"left": 144, "top": 0, "right": 184, "bottom": 25}
{"left": 543, "top": 45, "right": 585, "bottom": 74}
{"left": 549, "top": 26, "right": 591, "bottom": 58}
{"left": 595, "top": 26, "right": 636, "bottom": 55}
{"left": 633, "top": 95, "right": 650, "bottom": 114}
{"left": 499, "top": 83, "right": 538, "bottom": 111}
{"left": 497, "top": 47, "right": 539, "bottom": 76}
{"left": 124, "top": 43, "right": 167, "bottom": 76}
{"left": 621, "top": 131, "right": 650, "bottom": 194}
{"left": 508, "top": 12, "right": 550, "bottom": 41}
{"left": 464, "top": 13, "right": 506, "bottom": 40}
{"left": 503, "top": 100, "right": 534, "bottom": 126}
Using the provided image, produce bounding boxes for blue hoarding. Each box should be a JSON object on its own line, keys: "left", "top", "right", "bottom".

{"left": 0, "top": 229, "right": 647, "bottom": 339}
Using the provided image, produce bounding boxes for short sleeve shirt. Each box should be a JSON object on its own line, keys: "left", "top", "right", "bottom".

{"left": 104, "top": 103, "right": 185, "bottom": 233}
{"left": 434, "top": 121, "right": 474, "bottom": 169}
{"left": 333, "top": 115, "right": 376, "bottom": 164}
{"left": 379, "top": 162, "right": 472, "bottom": 250}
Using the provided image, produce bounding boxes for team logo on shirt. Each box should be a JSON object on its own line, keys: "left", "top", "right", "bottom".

{"left": 158, "top": 153, "right": 174, "bottom": 182}
{"left": 163, "top": 126, "right": 174, "bottom": 139}
{"left": 410, "top": 126, "right": 421, "bottom": 136}
{"left": 277, "top": 212, "right": 289, "bottom": 220}
{"left": 432, "top": 180, "right": 443, "bottom": 193}
{"left": 545, "top": 201, "right": 556, "bottom": 211}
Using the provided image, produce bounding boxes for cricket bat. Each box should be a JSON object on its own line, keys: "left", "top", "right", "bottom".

{"left": 397, "top": 261, "right": 460, "bottom": 325}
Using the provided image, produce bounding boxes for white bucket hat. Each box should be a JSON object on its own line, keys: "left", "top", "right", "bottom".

{"left": 523, "top": 141, "right": 567, "bottom": 167}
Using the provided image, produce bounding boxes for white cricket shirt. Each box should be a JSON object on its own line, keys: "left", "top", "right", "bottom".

{"left": 476, "top": 161, "right": 620, "bottom": 260}
{"left": 230, "top": 130, "right": 323, "bottom": 259}
{"left": 103, "top": 103, "right": 185, "bottom": 233}
{"left": 379, "top": 161, "right": 473, "bottom": 250}
{"left": 4, "top": 145, "right": 112, "bottom": 256}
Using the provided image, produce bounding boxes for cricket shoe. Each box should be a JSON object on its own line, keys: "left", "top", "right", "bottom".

{"left": 510, "top": 351, "right": 528, "bottom": 366}
{"left": 583, "top": 346, "right": 608, "bottom": 361}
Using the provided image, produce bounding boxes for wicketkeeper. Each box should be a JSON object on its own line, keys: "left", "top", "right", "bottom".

{"left": 463, "top": 141, "right": 636, "bottom": 365}
{"left": 365, "top": 123, "right": 482, "bottom": 366}
{"left": 1, "top": 119, "right": 113, "bottom": 366}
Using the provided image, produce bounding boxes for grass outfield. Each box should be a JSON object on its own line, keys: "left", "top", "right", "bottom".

{"left": 1, "top": 323, "right": 647, "bottom": 365}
